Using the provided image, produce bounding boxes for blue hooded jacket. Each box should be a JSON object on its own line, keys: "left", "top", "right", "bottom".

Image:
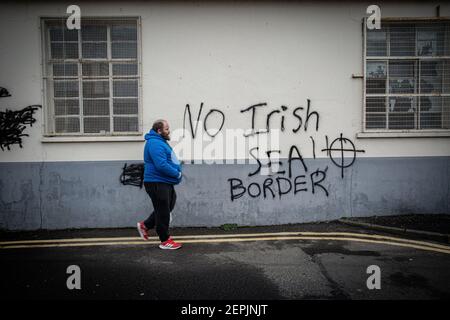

{"left": 143, "top": 129, "right": 182, "bottom": 185}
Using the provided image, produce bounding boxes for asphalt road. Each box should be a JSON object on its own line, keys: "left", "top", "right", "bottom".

{"left": 1, "top": 223, "right": 449, "bottom": 300}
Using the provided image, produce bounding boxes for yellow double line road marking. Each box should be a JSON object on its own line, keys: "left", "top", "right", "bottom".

{"left": 1, "top": 231, "right": 449, "bottom": 254}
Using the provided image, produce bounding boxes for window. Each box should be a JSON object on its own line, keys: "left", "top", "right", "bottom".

{"left": 364, "top": 20, "right": 450, "bottom": 131}
{"left": 41, "top": 18, "right": 141, "bottom": 136}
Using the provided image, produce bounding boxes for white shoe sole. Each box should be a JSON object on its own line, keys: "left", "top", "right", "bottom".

{"left": 137, "top": 222, "right": 148, "bottom": 241}
{"left": 159, "top": 244, "right": 182, "bottom": 250}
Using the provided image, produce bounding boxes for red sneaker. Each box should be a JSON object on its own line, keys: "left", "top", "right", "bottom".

{"left": 137, "top": 221, "right": 149, "bottom": 240}
{"left": 159, "top": 237, "right": 182, "bottom": 250}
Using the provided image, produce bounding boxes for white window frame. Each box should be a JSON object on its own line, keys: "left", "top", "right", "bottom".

{"left": 361, "top": 17, "right": 450, "bottom": 138}
{"left": 40, "top": 16, "right": 143, "bottom": 140}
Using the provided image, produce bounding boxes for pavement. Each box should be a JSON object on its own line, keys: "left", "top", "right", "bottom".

{"left": 340, "top": 214, "right": 450, "bottom": 244}
{"left": 0, "top": 221, "right": 449, "bottom": 300}
{"left": 351, "top": 214, "right": 450, "bottom": 235}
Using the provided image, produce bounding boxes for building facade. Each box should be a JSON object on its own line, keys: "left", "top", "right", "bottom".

{"left": 1, "top": 1, "right": 449, "bottom": 230}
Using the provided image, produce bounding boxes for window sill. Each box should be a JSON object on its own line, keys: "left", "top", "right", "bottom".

{"left": 357, "top": 131, "right": 450, "bottom": 138}
{"left": 41, "top": 135, "right": 145, "bottom": 143}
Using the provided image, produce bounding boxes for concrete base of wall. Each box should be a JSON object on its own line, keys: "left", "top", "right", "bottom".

{"left": 0, "top": 157, "right": 449, "bottom": 230}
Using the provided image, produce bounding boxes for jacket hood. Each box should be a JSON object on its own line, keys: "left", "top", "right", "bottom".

{"left": 145, "top": 129, "right": 164, "bottom": 141}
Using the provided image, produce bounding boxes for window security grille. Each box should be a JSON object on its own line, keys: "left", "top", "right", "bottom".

{"left": 42, "top": 18, "right": 141, "bottom": 135}
{"left": 365, "top": 20, "right": 450, "bottom": 131}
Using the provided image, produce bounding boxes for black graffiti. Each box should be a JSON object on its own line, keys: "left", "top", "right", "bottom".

{"left": 228, "top": 166, "right": 329, "bottom": 201}
{"left": 120, "top": 163, "right": 144, "bottom": 188}
{"left": 180, "top": 100, "right": 365, "bottom": 201}
{"left": 248, "top": 147, "right": 262, "bottom": 177}
{"left": 310, "top": 136, "right": 316, "bottom": 159}
{"left": 183, "top": 102, "right": 226, "bottom": 138}
{"left": 183, "top": 100, "right": 320, "bottom": 139}
{"left": 310, "top": 167, "right": 329, "bottom": 197}
{"left": 0, "top": 87, "right": 11, "bottom": 98}
{"left": 183, "top": 102, "right": 204, "bottom": 138}
{"left": 240, "top": 103, "right": 268, "bottom": 136}
{"left": 321, "top": 133, "right": 365, "bottom": 178}
{"left": 203, "top": 108, "right": 225, "bottom": 137}
{"left": 248, "top": 144, "right": 310, "bottom": 178}
{"left": 0, "top": 105, "right": 41, "bottom": 151}
{"left": 266, "top": 149, "right": 284, "bottom": 175}
{"left": 324, "top": 135, "right": 330, "bottom": 156}
{"left": 241, "top": 99, "right": 319, "bottom": 137}
{"left": 227, "top": 132, "right": 366, "bottom": 201}
{"left": 288, "top": 145, "right": 308, "bottom": 178}
{"left": 247, "top": 134, "right": 364, "bottom": 180}
{"left": 304, "top": 99, "right": 319, "bottom": 132}
{"left": 248, "top": 147, "right": 285, "bottom": 177}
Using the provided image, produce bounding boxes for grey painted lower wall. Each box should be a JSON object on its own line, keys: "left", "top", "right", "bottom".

{"left": 0, "top": 157, "right": 449, "bottom": 230}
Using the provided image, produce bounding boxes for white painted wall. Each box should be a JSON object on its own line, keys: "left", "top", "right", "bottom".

{"left": 1, "top": 1, "right": 449, "bottom": 162}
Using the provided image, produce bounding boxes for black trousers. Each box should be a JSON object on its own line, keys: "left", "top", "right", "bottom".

{"left": 143, "top": 182, "right": 177, "bottom": 242}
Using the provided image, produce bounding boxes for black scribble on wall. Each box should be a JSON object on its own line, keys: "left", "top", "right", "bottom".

{"left": 241, "top": 99, "right": 319, "bottom": 137}
{"left": 120, "top": 163, "right": 144, "bottom": 188}
{"left": 0, "top": 105, "right": 41, "bottom": 151}
{"left": 203, "top": 108, "right": 225, "bottom": 138}
{"left": 183, "top": 102, "right": 204, "bottom": 138}
{"left": 240, "top": 103, "right": 268, "bottom": 137}
{"left": 227, "top": 134, "right": 366, "bottom": 201}
{"left": 183, "top": 102, "right": 226, "bottom": 138}
{"left": 321, "top": 133, "right": 365, "bottom": 178}
{"left": 0, "top": 87, "right": 11, "bottom": 98}
{"left": 227, "top": 165, "right": 330, "bottom": 201}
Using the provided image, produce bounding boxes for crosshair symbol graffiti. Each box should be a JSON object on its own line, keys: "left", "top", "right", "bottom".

{"left": 321, "top": 134, "right": 365, "bottom": 178}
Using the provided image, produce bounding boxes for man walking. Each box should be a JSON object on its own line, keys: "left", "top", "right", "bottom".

{"left": 137, "top": 119, "right": 183, "bottom": 250}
